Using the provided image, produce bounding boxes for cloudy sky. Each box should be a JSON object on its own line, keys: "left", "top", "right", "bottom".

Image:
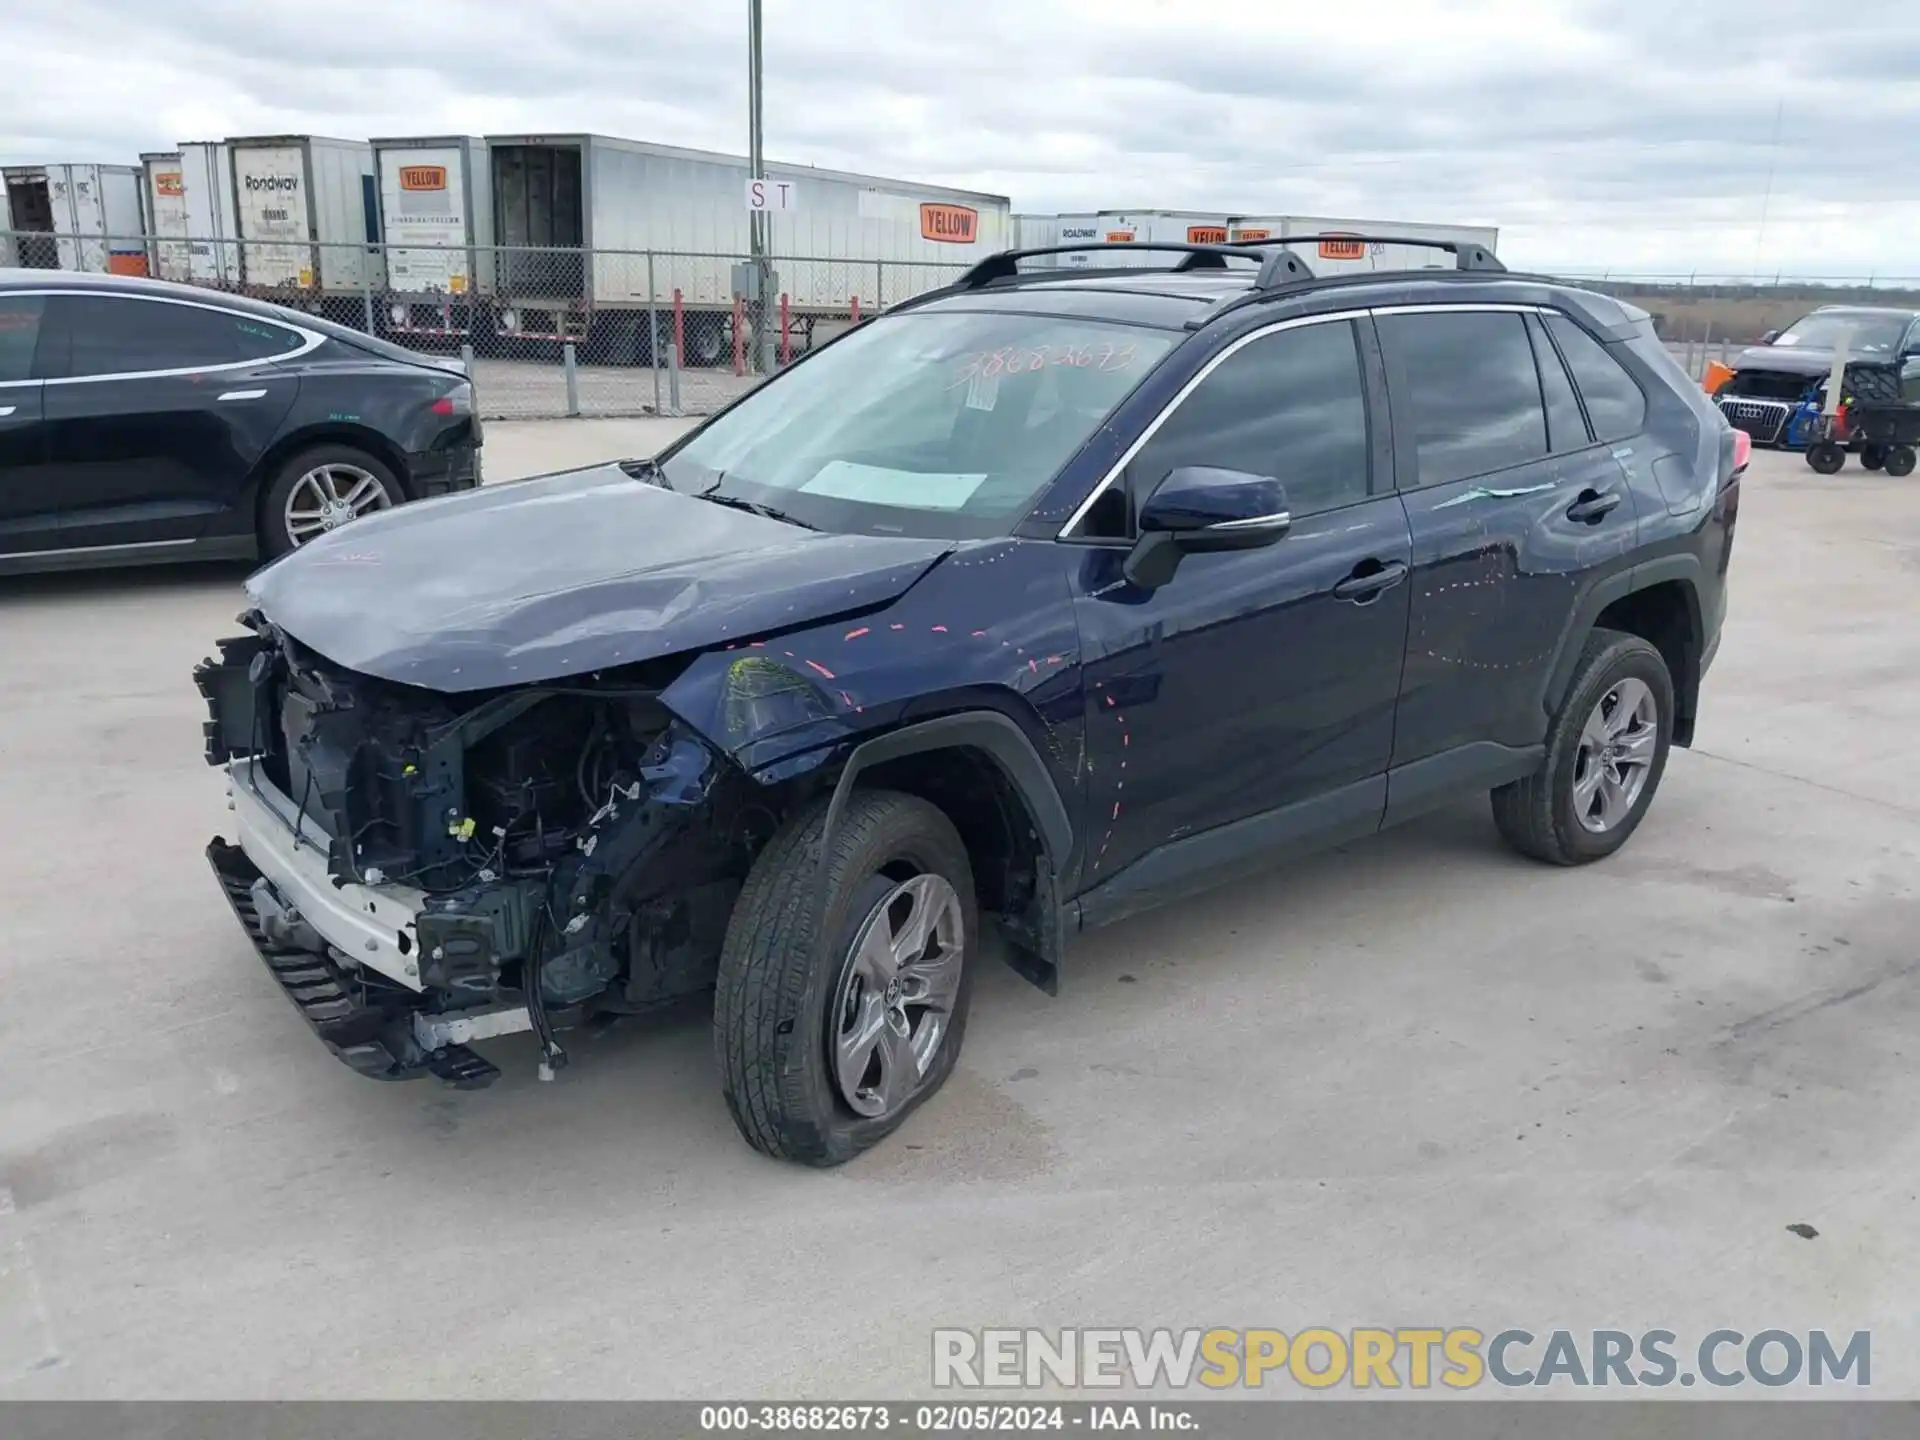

{"left": 5, "top": 0, "right": 1918, "bottom": 277}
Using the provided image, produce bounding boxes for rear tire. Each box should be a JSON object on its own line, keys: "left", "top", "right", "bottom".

{"left": 714, "top": 790, "right": 976, "bottom": 1167}
{"left": 1861, "top": 444, "right": 1887, "bottom": 471}
{"left": 1491, "top": 628, "right": 1674, "bottom": 866}
{"left": 258, "top": 445, "right": 401, "bottom": 559}
{"left": 1887, "top": 447, "right": 1917, "bottom": 478}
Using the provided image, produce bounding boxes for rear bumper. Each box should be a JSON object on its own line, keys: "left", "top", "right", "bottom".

{"left": 408, "top": 441, "right": 483, "bottom": 498}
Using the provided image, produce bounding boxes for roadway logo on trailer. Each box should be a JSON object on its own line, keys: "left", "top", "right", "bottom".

{"left": 920, "top": 204, "right": 980, "bottom": 243}
{"left": 400, "top": 166, "right": 448, "bottom": 192}
{"left": 244, "top": 175, "right": 300, "bottom": 192}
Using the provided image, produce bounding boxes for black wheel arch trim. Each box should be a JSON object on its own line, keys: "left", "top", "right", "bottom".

{"left": 818, "top": 710, "right": 1074, "bottom": 995}
{"left": 1540, "top": 552, "right": 1706, "bottom": 721}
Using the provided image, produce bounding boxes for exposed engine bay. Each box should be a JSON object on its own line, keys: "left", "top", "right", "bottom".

{"left": 196, "top": 614, "right": 785, "bottom": 1085}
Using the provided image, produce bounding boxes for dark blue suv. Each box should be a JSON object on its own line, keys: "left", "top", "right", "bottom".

{"left": 198, "top": 238, "right": 1743, "bottom": 1165}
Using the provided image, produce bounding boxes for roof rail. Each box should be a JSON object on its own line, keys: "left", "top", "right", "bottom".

{"left": 953, "top": 241, "right": 1311, "bottom": 290}
{"left": 1236, "top": 234, "right": 1507, "bottom": 284}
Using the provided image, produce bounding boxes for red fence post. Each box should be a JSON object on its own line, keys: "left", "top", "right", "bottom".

{"left": 779, "top": 293, "right": 792, "bottom": 367}
{"left": 733, "top": 294, "right": 746, "bottom": 376}
{"left": 672, "top": 289, "right": 685, "bottom": 365}
{"left": 850, "top": 294, "right": 860, "bottom": 325}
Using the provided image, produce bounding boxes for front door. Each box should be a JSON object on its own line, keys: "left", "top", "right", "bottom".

{"left": 1068, "top": 316, "right": 1412, "bottom": 906}
{"left": 1375, "top": 306, "right": 1639, "bottom": 811}
{"left": 28, "top": 292, "right": 303, "bottom": 554}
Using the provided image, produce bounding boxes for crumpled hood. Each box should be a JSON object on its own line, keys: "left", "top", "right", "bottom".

{"left": 1728, "top": 344, "right": 1850, "bottom": 377}
{"left": 246, "top": 463, "right": 954, "bottom": 692}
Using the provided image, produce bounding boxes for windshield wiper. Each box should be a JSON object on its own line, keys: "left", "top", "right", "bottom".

{"left": 697, "top": 491, "right": 819, "bottom": 530}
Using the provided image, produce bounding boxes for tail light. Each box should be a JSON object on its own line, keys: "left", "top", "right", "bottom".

{"left": 1731, "top": 427, "right": 1751, "bottom": 477}
{"left": 431, "top": 382, "right": 473, "bottom": 417}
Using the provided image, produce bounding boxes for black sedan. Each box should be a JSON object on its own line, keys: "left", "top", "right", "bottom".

{"left": 0, "top": 269, "right": 481, "bottom": 575}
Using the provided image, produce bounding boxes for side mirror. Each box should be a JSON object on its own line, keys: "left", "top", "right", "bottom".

{"left": 1123, "top": 466, "right": 1291, "bottom": 589}
{"left": 1758, "top": 329, "right": 1780, "bottom": 345}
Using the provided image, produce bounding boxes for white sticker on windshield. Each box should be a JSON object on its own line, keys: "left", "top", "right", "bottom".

{"left": 965, "top": 368, "right": 1000, "bottom": 411}
{"left": 800, "top": 462, "right": 989, "bottom": 510}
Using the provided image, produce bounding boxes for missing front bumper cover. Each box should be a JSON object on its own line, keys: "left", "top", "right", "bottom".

{"left": 207, "top": 840, "right": 502, "bottom": 1090}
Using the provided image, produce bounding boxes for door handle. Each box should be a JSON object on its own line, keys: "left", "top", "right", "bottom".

{"left": 217, "top": 388, "right": 269, "bottom": 402}
{"left": 1332, "top": 559, "right": 1409, "bottom": 603}
{"left": 1567, "top": 489, "right": 1622, "bottom": 523}
{"left": 0, "top": 405, "right": 15, "bottom": 418}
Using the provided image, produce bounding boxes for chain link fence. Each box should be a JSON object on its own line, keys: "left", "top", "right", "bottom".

{"left": 7, "top": 229, "right": 1919, "bottom": 417}
{"left": 1, "top": 231, "right": 972, "bottom": 420}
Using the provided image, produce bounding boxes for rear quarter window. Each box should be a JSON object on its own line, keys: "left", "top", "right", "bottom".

{"left": 1546, "top": 312, "right": 1648, "bottom": 443}
{"left": 50, "top": 294, "right": 308, "bottom": 378}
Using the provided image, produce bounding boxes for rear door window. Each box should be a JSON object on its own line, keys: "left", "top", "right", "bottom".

{"left": 44, "top": 295, "right": 308, "bottom": 379}
{"left": 0, "top": 295, "right": 46, "bottom": 383}
{"left": 1378, "top": 310, "right": 1548, "bottom": 487}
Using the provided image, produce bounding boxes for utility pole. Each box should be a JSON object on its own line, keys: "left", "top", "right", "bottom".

{"left": 748, "top": 0, "right": 764, "bottom": 264}
{"left": 747, "top": 0, "right": 775, "bottom": 372}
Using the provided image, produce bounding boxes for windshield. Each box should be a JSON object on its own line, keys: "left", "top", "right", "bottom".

{"left": 1773, "top": 311, "right": 1910, "bottom": 355}
{"left": 658, "top": 309, "right": 1176, "bottom": 538}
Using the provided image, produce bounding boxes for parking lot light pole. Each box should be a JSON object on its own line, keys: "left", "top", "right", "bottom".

{"left": 748, "top": 0, "right": 776, "bottom": 374}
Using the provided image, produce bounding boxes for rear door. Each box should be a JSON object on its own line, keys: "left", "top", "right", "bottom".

{"left": 0, "top": 293, "right": 51, "bottom": 555}
{"left": 1377, "top": 305, "right": 1636, "bottom": 808}
{"left": 29, "top": 292, "right": 307, "bottom": 554}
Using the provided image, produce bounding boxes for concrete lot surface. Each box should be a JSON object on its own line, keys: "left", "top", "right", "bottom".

{"left": 0, "top": 434, "right": 1916, "bottom": 1398}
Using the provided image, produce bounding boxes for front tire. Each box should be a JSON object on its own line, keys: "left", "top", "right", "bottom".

{"left": 714, "top": 790, "right": 977, "bottom": 1167}
{"left": 1491, "top": 628, "right": 1674, "bottom": 866}
{"left": 259, "top": 445, "right": 401, "bottom": 558}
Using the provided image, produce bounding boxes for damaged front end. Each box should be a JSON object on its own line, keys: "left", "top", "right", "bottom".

{"left": 196, "top": 616, "right": 780, "bottom": 1088}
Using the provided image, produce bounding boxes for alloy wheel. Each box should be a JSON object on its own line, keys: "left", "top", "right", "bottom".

{"left": 284, "top": 463, "right": 393, "bottom": 544}
{"left": 830, "top": 873, "right": 966, "bottom": 1119}
{"left": 1572, "top": 677, "right": 1659, "bottom": 833}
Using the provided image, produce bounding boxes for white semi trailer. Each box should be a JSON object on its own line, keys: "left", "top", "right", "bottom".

{"left": 1010, "top": 210, "right": 1501, "bottom": 275}
{"left": 228, "top": 135, "right": 384, "bottom": 314}
{"left": 140, "top": 152, "right": 193, "bottom": 282}
{"left": 480, "top": 133, "right": 1012, "bottom": 364}
{"left": 1227, "top": 215, "right": 1501, "bottom": 274}
{"left": 178, "top": 141, "right": 242, "bottom": 286}
{"left": 1, "top": 163, "right": 146, "bottom": 273}
{"left": 369, "top": 135, "right": 495, "bottom": 345}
